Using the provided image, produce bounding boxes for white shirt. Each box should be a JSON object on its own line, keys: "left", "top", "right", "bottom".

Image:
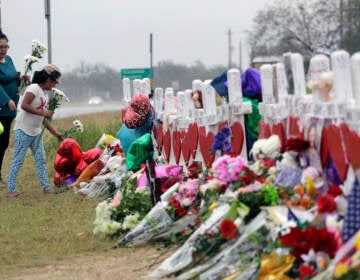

{"left": 14, "top": 84, "right": 48, "bottom": 136}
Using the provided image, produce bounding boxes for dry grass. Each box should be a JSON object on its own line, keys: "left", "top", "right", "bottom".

{"left": 0, "top": 111, "right": 124, "bottom": 277}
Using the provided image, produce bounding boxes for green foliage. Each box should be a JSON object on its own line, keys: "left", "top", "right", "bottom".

{"left": 111, "top": 178, "right": 153, "bottom": 227}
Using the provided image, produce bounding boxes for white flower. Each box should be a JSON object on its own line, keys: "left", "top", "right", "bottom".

{"left": 135, "top": 187, "right": 149, "bottom": 195}
{"left": 181, "top": 197, "right": 192, "bottom": 207}
{"left": 52, "top": 88, "right": 70, "bottom": 103}
{"left": 268, "top": 166, "right": 277, "bottom": 176}
{"left": 31, "top": 40, "right": 47, "bottom": 52}
{"left": 24, "top": 55, "right": 40, "bottom": 63}
{"left": 93, "top": 200, "right": 122, "bottom": 235}
{"left": 335, "top": 195, "right": 348, "bottom": 216}
{"left": 250, "top": 160, "right": 262, "bottom": 175}
{"left": 122, "top": 213, "right": 140, "bottom": 230}
{"left": 73, "top": 119, "right": 84, "bottom": 132}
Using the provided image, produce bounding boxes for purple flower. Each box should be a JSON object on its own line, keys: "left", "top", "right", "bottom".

{"left": 215, "top": 132, "right": 226, "bottom": 142}
{"left": 221, "top": 126, "right": 231, "bottom": 137}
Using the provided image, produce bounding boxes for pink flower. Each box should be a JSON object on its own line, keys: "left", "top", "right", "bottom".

{"left": 212, "top": 155, "right": 245, "bottom": 183}
{"left": 111, "top": 193, "right": 121, "bottom": 208}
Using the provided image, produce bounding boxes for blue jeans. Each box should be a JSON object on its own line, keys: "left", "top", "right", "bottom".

{"left": 7, "top": 129, "right": 50, "bottom": 193}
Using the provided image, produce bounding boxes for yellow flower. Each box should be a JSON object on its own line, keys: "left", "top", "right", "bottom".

{"left": 306, "top": 177, "right": 316, "bottom": 197}
{"left": 355, "top": 230, "right": 360, "bottom": 250}
{"left": 334, "top": 263, "right": 349, "bottom": 278}
{"left": 208, "top": 202, "right": 218, "bottom": 212}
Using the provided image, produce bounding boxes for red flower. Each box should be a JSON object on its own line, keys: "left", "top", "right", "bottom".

{"left": 279, "top": 226, "right": 339, "bottom": 258}
{"left": 169, "top": 195, "right": 188, "bottom": 217}
{"left": 260, "top": 158, "right": 276, "bottom": 168}
{"left": 175, "top": 207, "right": 187, "bottom": 217}
{"left": 219, "top": 182, "right": 228, "bottom": 193}
{"left": 299, "top": 263, "right": 316, "bottom": 280}
{"left": 327, "top": 184, "right": 343, "bottom": 197}
{"left": 285, "top": 137, "right": 309, "bottom": 152}
{"left": 317, "top": 194, "right": 337, "bottom": 214}
{"left": 187, "top": 162, "right": 201, "bottom": 179}
{"left": 238, "top": 169, "right": 256, "bottom": 186}
{"left": 219, "top": 219, "right": 238, "bottom": 240}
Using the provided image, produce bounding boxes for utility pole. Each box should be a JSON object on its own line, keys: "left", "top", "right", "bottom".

{"left": 340, "top": 0, "right": 344, "bottom": 48}
{"left": 44, "top": 0, "right": 52, "bottom": 63}
{"left": 150, "top": 33, "right": 153, "bottom": 90}
{"left": 227, "top": 29, "right": 233, "bottom": 69}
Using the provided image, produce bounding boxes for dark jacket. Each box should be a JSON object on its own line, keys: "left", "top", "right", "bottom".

{"left": 0, "top": 55, "right": 19, "bottom": 117}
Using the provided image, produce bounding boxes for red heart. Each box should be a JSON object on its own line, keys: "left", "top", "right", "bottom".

{"left": 272, "top": 122, "right": 285, "bottom": 152}
{"left": 121, "top": 108, "right": 127, "bottom": 123}
{"left": 230, "top": 121, "right": 244, "bottom": 156}
{"left": 188, "top": 123, "right": 199, "bottom": 159}
{"left": 181, "top": 130, "right": 191, "bottom": 165}
{"left": 320, "top": 126, "right": 329, "bottom": 168}
{"left": 172, "top": 130, "right": 182, "bottom": 165}
{"left": 258, "top": 120, "right": 271, "bottom": 139}
{"left": 218, "top": 121, "right": 229, "bottom": 131}
{"left": 325, "top": 124, "right": 348, "bottom": 182}
{"left": 156, "top": 124, "right": 164, "bottom": 154}
{"left": 198, "top": 126, "right": 215, "bottom": 168}
{"left": 287, "top": 116, "right": 304, "bottom": 138}
{"left": 152, "top": 125, "right": 157, "bottom": 138}
{"left": 163, "top": 129, "right": 171, "bottom": 162}
{"left": 341, "top": 123, "right": 360, "bottom": 170}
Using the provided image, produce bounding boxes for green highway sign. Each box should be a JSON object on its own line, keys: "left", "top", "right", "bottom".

{"left": 120, "top": 68, "right": 152, "bottom": 80}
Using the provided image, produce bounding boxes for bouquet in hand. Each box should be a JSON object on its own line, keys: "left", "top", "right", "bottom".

{"left": 18, "top": 40, "right": 47, "bottom": 93}
{"left": 47, "top": 88, "right": 70, "bottom": 120}
{"left": 34, "top": 88, "right": 70, "bottom": 151}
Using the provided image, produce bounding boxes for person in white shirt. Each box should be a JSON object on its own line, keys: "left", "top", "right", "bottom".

{"left": 6, "top": 64, "right": 63, "bottom": 197}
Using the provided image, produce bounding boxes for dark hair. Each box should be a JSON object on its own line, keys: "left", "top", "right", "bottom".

{"left": 0, "top": 28, "right": 8, "bottom": 41}
{"left": 32, "top": 70, "right": 50, "bottom": 84}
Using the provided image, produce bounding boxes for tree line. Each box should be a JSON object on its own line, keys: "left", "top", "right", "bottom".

{"left": 60, "top": 0, "right": 360, "bottom": 102}
{"left": 248, "top": 0, "right": 360, "bottom": 62}
{"left": 60, "top": 61, "right": 226, "bottom": 102}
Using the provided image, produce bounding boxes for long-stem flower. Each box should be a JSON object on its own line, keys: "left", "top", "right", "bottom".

{"left": 18, "top": 40, "right": 47, "bottom": 93}
{"left": 34, "top": 88, "right": 70, "bottom": 151}
{"left": 62, "top": 119, "right": 84, "bottom": 138}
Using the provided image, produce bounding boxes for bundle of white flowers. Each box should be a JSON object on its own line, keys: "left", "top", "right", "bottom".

{"left": 18, "top": 40, "right": 47, "bottom": 93}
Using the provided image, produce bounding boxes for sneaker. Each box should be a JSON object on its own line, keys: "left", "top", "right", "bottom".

{"left": 43, "top": 188, "right": 53, "bottom": 194}
{"left": 5, "top": 191, "right": 23, "bottom": 197}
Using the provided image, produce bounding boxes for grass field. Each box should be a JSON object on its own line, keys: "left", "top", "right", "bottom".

{"left": 0, "top": 111, "right": 123, "bottom": 276}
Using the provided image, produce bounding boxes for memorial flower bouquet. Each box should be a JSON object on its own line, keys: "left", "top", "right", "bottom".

{"left": 93, "top": 177, "right": 152, "bottom": 236}
{"left": 18, "top": 40, "right": 47, "bottom": 93}
{"left": 148, "top": 201, "right": 258, "bottom": 279}
{"left": 166, "top": 179, "right": 200, "bottom": 220}
{"left": 272, "top": 224, "right": 341, "bottom": 279}
{"left": 117, "top": 178, "right": 202, "bottom": 246}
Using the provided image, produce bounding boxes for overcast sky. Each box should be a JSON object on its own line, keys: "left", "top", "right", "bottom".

{"left": 2, "top": 0, "right": 269, "bottom": 74}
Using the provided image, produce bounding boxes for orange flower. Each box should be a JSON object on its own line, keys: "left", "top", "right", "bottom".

{"left": 219, "top": 219, "right": 238, "bottom": 240}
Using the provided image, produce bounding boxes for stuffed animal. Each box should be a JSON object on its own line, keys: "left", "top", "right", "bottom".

{"left": 53, "top": 138, "right": 103, "bottom": 186}
{"left": 307, "top": 71, "right": 334, "bottom": 102}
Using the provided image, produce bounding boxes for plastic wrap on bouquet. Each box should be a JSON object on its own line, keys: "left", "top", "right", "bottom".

{"left": 177, "top": 211, "right": 275, "bottom": 280}
{"left": 150, "top": 214, "right": 197, "bottom": 241}
{"left": 117, "top": 201, "right": 174, "bottom": 246}
{"left": 77, "top": 155, "right": 126, "bottom": 197}
{"left": 148, "top": 203, "right": 231, "bottom": 278}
